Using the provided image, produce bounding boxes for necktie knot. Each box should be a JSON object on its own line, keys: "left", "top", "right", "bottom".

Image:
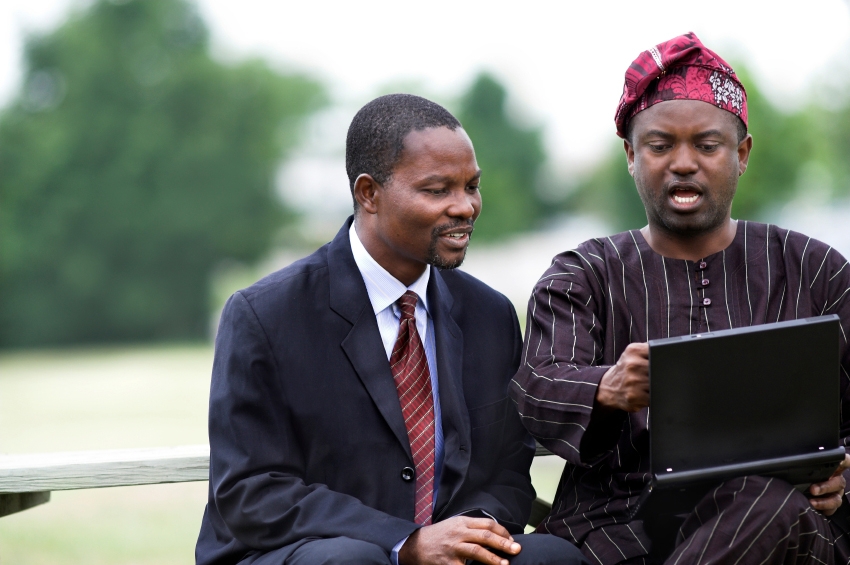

{"left": 397, "top": 290, "right": 419, "bottom": 321}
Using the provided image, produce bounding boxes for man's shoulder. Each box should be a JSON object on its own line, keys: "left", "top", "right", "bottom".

{"left": 763, "top": 222, "right": 848, "bottom": 265}
{"left": 238, "top": 244, "right": 332, "bottom": 304}
{"left": 538, "top": 230, "right": 637, "bottom": 284}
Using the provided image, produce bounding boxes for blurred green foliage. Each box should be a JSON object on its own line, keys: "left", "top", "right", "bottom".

{"left": 0, "top": 0, "right": 325, "bottom": 348}
{"left": 571, "top": 65, "right": 850, "bottom": 230}
{"left": 457, "top": 73, "right": 550, "bottom": 241}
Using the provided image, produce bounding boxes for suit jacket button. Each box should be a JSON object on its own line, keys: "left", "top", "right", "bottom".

{"left": 401, "top": 467, "right": 415, "bottom": 481}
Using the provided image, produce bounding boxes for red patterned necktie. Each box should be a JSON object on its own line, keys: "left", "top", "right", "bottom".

{"left": 390, "top": 290, "right": 436, "bottom": 525}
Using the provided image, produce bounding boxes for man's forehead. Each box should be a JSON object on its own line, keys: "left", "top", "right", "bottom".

{"left": 396, "top": 127, "right": 476, "bottom": 166}
{"left": 630, "top": 100, "right": 740, "bottom": 137}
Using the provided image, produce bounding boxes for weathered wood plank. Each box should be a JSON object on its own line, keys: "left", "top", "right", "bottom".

{"left": 0, "top": 491, "right": 50, "bottom": 517}
{"left": 0, "top": 445, "right": 209, "bottom": 493}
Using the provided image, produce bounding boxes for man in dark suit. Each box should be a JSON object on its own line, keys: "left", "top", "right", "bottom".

{"left": 195, "top": 94, "right": 587, "bottom": 565}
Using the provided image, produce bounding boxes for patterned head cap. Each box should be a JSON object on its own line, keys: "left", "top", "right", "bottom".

{"left": 614, "top": 32, "right": 748, "bottom": 138}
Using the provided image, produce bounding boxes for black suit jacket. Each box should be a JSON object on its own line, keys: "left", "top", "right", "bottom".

{"left": 196, "top": 218, "right": 536, "bottom": 565}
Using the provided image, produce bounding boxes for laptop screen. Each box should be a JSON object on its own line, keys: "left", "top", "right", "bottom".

{"left": 648, "top": 315, "right": 840, "bottom": 474}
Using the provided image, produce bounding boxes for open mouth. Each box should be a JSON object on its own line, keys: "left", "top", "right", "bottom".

{"left": 673, "top": 192, "right": 699, "bottom": 204}
{"left": 440, "top": 232, "right": 470, "bottom": 246}
{"left": 669, "top": 184, "right": 702, "bottom": 208}
{"left": 436, "top": 226, "right": 473, "bottom": 249}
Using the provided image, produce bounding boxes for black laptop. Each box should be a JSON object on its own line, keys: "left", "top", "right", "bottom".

{"left": 631, "top": 314, "right": 844, "bottom": 519}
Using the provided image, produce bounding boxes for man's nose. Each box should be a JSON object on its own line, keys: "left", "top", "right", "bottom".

{"left": 669, "top": 145, "right": 699, "bottom": 175}
{"left": 447, "top": 190, "right": 480, "bottom": 220}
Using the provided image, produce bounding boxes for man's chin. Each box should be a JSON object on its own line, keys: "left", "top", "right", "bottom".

{"left": 428, "top": 249, "right": 467, "bottom": 270}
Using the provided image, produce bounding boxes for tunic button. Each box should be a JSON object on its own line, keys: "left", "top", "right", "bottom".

{"left": 702, "top": 278, "right": 709, "bottom": 286}
{"left": 401, "top": 467, "right": 415, "bottom": 482}
{"left": 699, "top": 261, "right": 708, "bottom": 269}
{"left": 703, "top": 298, "right": 712, "bottom": 306}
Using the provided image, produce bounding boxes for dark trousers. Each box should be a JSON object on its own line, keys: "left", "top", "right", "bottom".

{"left": 617, "top": 475, "right": 850, "bottom": 565}
{"left": 245, "top": 533, "right": 589, "bottom": 565}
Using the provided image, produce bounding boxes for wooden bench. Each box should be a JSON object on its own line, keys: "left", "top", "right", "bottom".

{"left": 0, "top": 443, "right": 555, "bottom": 527}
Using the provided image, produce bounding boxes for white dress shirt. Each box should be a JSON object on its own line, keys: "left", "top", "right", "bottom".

{"left": 349, "top": 223, "right": 444, "bottom": 562}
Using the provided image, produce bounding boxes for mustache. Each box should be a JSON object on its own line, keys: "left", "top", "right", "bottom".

{"left": 665, "top": 179, "right": 706, "bottom": 193}
{"left": 431, "top": 219, "right": 475, "bottom": 238}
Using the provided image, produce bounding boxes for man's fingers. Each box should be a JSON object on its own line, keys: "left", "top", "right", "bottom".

{"left": 453, "top": 524, "right": 520, "bottom": 555}
{"left": 462, "top": 517, "right": 513, "bottom": 540}
{"left": 839, "top": 454, "right": 850, "bottom": 472}
{"left": 458, "top": 542, "right": 510, "bottom": 565}
{"left": 627, "top": 342, "right": 649, "bottom": 358}
{"left": 811, "top": 473, "right": 845, "bottom": 496}
{"left": 810, "top": 492, "right": 843, "bottom": 515}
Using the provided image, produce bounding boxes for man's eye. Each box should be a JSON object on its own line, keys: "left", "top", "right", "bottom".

{"left": 468, "top": 184, "right": 481, "bottom": 192}
{"left": 699, "top": 144, "right": 719, "bottom": 152}
{"left": 649, "top": 144, "right": 668, "bottom": 152}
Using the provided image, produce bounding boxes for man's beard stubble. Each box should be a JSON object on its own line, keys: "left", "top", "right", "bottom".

{"left": 426, "top": 220, "right": 474, "bottom": 270}
{"left": 636, "top": 175, "right": 738, "bottom": 238}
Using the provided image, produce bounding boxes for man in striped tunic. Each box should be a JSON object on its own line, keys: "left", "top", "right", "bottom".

{"left": 510, "top": 32, "right": 850, "bottom": 564}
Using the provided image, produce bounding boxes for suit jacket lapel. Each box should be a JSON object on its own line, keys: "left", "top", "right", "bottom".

{"left": 429, "top": 269, "right": 472, "bottom": 517}
{"left": 329, "top": 218, "right": 412, "bottom": 458}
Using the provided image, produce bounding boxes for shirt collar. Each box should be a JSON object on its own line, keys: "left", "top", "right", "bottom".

{"left": 349, "top": 222, "right": 430, "bottom": 316}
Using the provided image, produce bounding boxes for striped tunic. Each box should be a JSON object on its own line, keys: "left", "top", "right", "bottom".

{"left": 509, "top": 220, "right": 850, "bottom": 563}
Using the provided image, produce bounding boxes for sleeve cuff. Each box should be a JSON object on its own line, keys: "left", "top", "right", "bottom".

{"left": 391, "top": 535, "right": 409, "bottom": 565}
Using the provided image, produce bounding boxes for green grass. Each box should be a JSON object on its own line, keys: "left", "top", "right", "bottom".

{"left": 0, "top": 345, "right": 564, "bottom": 562}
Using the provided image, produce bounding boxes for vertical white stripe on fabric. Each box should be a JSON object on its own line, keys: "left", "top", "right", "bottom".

{"left": 830, "top": 261, "right": 848, "bottom": 282}
{"left": 810, "top": 247, "right": 831, "bottom": 289}
{"left": 629, "top": 231, "right": 650, "bottom": 340}
{"left": 601, "top": 527, "right": 628, "bottom": 561}
{"left": 545, "top": 280, "right": 556, "bottom": 366}
{"left": 526, "top": 290, "right": 539, "bottom": 366}
{"left": 662, "top": 257, "right": 670, "bottom": 337}
{"left": 730, "top": 488, "right": 795, "bottom": 565}
{"left": 565, "top": 282, "right": 577, "bottom": 362}
{"left": 765, "top": 224, "right": 771, "bottom": 323}
{"left": 685, "top": 261, "right": 693, "bottom": 335}
{"left": 825, "top": 287, "right": 850, "bottom": 313}
{"left": 796, "top": 238, "right": 811, "bottom": 320}
{"left": 694, "top": 510, "right": 725, "bottom": 565}
{"left": 729, "top": 478, "right": 773, "bottom": 547}
{"left": 744, "top": 221, "right": 753, "bottom": 325}
{"left": 607, "top": 236, "right": 629, "bottom": 356}
{"left": 573, "top": 251, "right": 605, "bottom": 295}
{"left": 723, "top": 250, "right": 733, "bottom": 329}
{"left": 775, "top": 284, "right": 787, "bottom": 323}
{"left": 584, "top": 542, "right": 605, "bottom": 565}
{"left": 671, "top": 533, "right": 698, "bottom": 565}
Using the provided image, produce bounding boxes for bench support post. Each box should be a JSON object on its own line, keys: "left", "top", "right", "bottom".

{"left": 0, "top": 492, "right": 50, "bottom": 518}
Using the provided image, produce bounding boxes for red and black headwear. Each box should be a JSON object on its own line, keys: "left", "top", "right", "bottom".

{"left": 615, "top": 32, "right": 748, "bottom": 138}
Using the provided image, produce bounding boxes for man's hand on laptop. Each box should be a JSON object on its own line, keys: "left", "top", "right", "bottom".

{"left": 809, "top": 454, "right": 850, "bottom": 516}
{"left": 596, "top": 343, "right": 650, "bottom": 413}
{"left": 398, "top": 516, "right": 521, "bottom": 565}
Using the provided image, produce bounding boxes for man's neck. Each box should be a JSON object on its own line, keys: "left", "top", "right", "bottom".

{"left": 352, "top": 218, "right": 428, "bottom": 287}
{"left": 640, "top": 219, "right": 738, "bottom": 261}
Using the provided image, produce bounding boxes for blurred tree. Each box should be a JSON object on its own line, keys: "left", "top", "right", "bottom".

{"left": 457, "top": 73, "right": 549, "bottom": 241}
{"left": 732, "top": 68, "right": 816, "bottom": 219}
{"left": 0, "top": 0, "right": 325, "bottom": 348}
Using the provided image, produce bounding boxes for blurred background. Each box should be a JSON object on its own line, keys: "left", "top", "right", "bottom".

{"left": 1, "top": 0, "right": 849, "bottom": 562}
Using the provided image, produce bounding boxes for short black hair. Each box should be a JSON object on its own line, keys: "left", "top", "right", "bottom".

{"left": 345, "top": 94, "right": 462, "bottom": 210}
{"left": 626, "top": 110, "right": 748, "bottom": 145}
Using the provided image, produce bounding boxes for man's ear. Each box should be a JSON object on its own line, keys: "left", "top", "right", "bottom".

{"left": 353, "top": 174, "right": 381, "bottom": 215}
{"left": 624, "top": 139, "right": 636, "bottom": 178}
{"left": 738, "top": 134, "right": 753, "bottom": 177}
